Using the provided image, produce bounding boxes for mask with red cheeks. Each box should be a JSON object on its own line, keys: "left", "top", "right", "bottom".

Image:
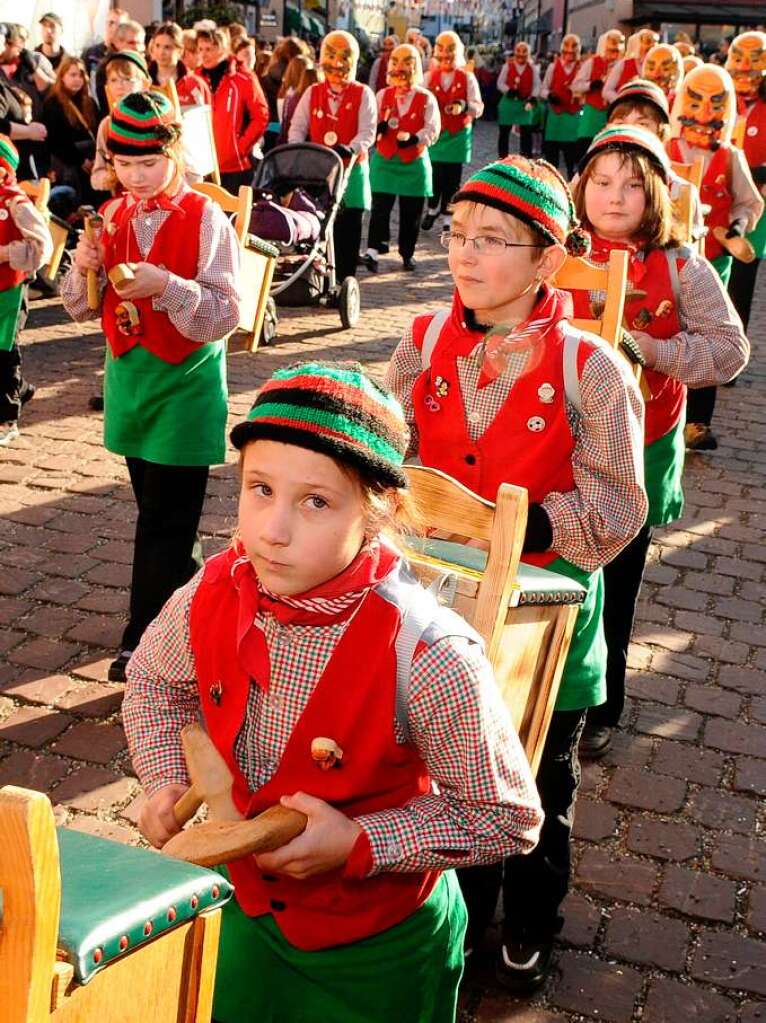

{"left": 674, "top": 64, "right": 736, "bottom": 149}
{"left": 387, "top": 44, "right": 421, "bottom": 91}
{"left": 726, "top": 31, "right": 766, "bottom": 101}
{"left": 434, "top": 32, "right": 462, "bottom": 72}
{"left": 320, "top": 31, "right": 358, "bottom": 88}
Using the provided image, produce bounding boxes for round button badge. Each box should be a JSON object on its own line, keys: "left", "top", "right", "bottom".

{"left": 527, "top": 416, "right": 546, "bottom": 433}
{"left": 747, "top": 125, "right": 758, "bottom": 137}
{"left": 388, "top": 116, "right": 399, "bottom": 129}
{"left": 324, "top": 131, "right": 338, "bottom": 146}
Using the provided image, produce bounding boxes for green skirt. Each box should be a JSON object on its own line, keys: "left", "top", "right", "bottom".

{"left": 711, "top": 252, "right": 733, "bottom": 286}
{"left": 212, "top": 871, "right": 467, "bottom": 1023}
{"left": 535, "top": 557, "right": 606, "bottom": 712}
{"left": 429, "top": 125, "right": 472, "bottom": 164}
{"left": 370, "top": 148, "right": 433, "bottom": 198}
{"left": 645, "top": 416, "right": 685, "bottom": 527}
{"left": 104, "top": 341, "right": 227, "bottom": 466}
{"left": 748, "top": 208, "right": 766, "bottom": 260}
{"left": 498, "top": 94, "right": 538, "bottom": 127}
{"left": 0, "top": 284, "right": 24, "bottom": 352}
{"left": 544, "top": 108, "right": 582, "bottom": 143}
{"left": 343, "top": 160, "right": 371, "bottom": 211}
{"left": 577, "top": 103, "right": 607, "bottom": 140}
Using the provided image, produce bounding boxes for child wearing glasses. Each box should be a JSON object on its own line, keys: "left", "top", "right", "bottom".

{"left": 385, "top": 154, "right": 647, "bottom": 993}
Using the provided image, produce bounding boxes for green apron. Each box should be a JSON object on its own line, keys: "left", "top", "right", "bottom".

{"left": 370, "top": 148, "right": 433, "bottom": 198}
{"left": 544, "top": 108, "right": 582, "bottom": 143}
{"left": 577, "top": 103, "right": 607, "bottom": 140}
{"left": 645, "top": 415, "right": 685, "bottom": 527}
{"left": 429, "top": 125, "right": 473, "bottom": 164}
{"left": 711, "top": 251, "right": 732, "bottom": 285}
{"left": 103, "top": 341, "right": 227, "bottom": 466}
{"left": 213, "top": 870, "right": 467, "bottom": 1023}
{"left": 0, "top": 283, "right": 24, "bottom": 352}
{"left": 532, "top": 556, "right": 606, "bottom": 712}
{"left": 343, "top": 160, "right": 371, "bottom": 211}
{"left": 498, "top": 94, "right": 537, "bottom": 127}
{"left": 747, "top": 207, "right": 766, "bottom": 259}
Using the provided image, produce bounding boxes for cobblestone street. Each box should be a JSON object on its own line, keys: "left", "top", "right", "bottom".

{"left": 0, "top": 121, "right": 764, "bottom": 1022}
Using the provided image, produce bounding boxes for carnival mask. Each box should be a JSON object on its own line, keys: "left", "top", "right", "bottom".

{"left": 683, "top": 55, "right": 703, "bottom": 75}
{"left": 561, "top": 34, "right": 581, "bottom": 64}
{"left": 435, "top": 32, "right": 462, "bottom": 71}
{"left": 387, "top": 44, "right": 422, "bottom": 90}
{"left": 320, "top": 31, "right": 358, "bottom": 87}
{"left": 627, "top": 29, "right": 659, "bottom": 61}
{"left": 726, "top": 31, "right": 766, "bottom": 101}
{"left": 602, "top": 30, "right": 626, "bottom": 65}
{"left": 674, "top": 64, "right": 736, "bottom": 148}
{"left": 643, "top": 44, "right": 683, "bottom": 94}
{"left": 674, "top": 41, "right": 694, "bottom": 58}
{"left": 514, "top": 42, "right": 530, "bottom": 64}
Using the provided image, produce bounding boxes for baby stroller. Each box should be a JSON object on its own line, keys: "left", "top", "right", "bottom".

{"left": 250, "top": 142, "right": 361, "bottom": 344}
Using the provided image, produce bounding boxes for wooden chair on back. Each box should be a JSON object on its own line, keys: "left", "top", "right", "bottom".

{"left": 670, "top": 156, "right": 705, "bottom": 253}
{"left": 553, "top": 247, "right": 628, "bottom": 350}
{"left": 402, "top": 466, "right": 584, "bottom": 774}
{"left": 670, "top": 155, "right": 704, "bottom": 191}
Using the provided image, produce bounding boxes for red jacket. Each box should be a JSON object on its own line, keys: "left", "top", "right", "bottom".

{"left": 202, "top": 59, "right": 268, "bottom": 173}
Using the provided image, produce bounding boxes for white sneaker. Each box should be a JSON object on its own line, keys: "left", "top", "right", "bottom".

{"left": 0, "top": 421, "right": 19, "bottom": 446}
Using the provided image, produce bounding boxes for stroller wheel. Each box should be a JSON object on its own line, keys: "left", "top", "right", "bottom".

{"left": 260, "top": 297, "right": 278, "bottom": 346}
{"left": 338, "top": 277, "right": 361, "bottom": 329}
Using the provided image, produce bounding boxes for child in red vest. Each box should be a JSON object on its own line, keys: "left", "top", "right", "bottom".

{"left": 122, "top": 360, "right": 543, "bottom": 1022}
{"left": 496, "top": 42, "right": 541, "bottom": 158}
{"left": 568, "top": 125, "right": 748, "bottom": 759}
{"left": 386, "top": 155, "right": 647, "bottom": 991}
{"left": 0, "top": 135, "right": 53, "bottom": 446}
{"left": 61, "top": 91, "right": 241, "bottom": 682}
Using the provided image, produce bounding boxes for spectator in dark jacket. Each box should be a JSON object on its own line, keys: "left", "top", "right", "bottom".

{"left": 35, "top": 12, "right": 67, "bottom": 72}
{"left": 42, "top": 56, "right": 99, "bottom": 208}
{"left": 1, "top": 23, "right": 55, "bottom": 120}
{"left": 0, "top": 26, "right": 49, "bottom": 179}
{"left": 82, "top": 6, "right": 128, "bottom": 75}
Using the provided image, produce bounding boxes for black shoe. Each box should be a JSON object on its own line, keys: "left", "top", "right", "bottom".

{"left": 18, "top": 381, "right": 35, "bottom": 405}
{"left": 364, "top": 253, "right": 379, "bottom": 274}
{"left": 402, "top": 258, "right": 417, "bottom": 271}
{"left": 684, "top": 423, "right": 718, "bottom": 451}
{"left": 421, "top": 211, "right": 437, "bottom": 231}
{"left": 108, "top": 650, "right": 133, "bottom": 683}
{"left": 378, "top": 243, "right": 390, "bottom": 255}
{"left": 89, "top": 394, "right": 104, "bottom": 411}
{"left": 496, "top": 939, "right": 553, "bottom": 994}
{"left": 579, "top": 723, "right": 613, "bottom": 760}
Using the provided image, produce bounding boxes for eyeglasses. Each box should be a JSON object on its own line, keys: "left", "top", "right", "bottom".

{"left": 439, "top": 230, "right": 546, "bottom": 254}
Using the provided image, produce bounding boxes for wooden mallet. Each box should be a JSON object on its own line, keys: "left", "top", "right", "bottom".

{"left": 78, "top": 205, "right": 104, "bottom": 310}
{"left": 162, "top": 723, "right": 307, "bottom": 867}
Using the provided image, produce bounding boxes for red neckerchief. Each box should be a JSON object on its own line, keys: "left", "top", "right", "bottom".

{"left": 139, "top": 187, "right": 187, "bottom": 215}
{"left": 588, "top": 233, "right": 648, "bottom": 284}
{"left": 478, "top": 282, "right": 573, "bottom": 387}
{"left": 230, "top": 539, "right": 400, "bottom": 690}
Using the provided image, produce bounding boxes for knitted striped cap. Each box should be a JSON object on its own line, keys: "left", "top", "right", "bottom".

{"left": 0, "top": 134, "right": 19, "bottom": 176}
{"left": 607, "top": 77, "right": 670, "bottom": 123}
{"left": 453, "top": 156, "right": 591, "bottom": 257}
{"left": 103, "top": 49, "right": 150, "bottom": 81}
{"left": 230, "top": 361, "right": 409, "bottom": 488}
{"left": 106, "top": 90, "right": 181, "bottom": 156}
{"left": 578, "top": 124, "right": 671, "bottom": 183}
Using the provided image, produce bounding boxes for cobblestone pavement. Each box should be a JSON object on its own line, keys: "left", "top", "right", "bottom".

{"left": 1, "top": 122, "right": 764, "bottom": 1022}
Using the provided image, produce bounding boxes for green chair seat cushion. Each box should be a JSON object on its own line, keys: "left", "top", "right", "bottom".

{"left": 405, "top": 538, "right": 587, "bottom": 606}
{"left": 57, "top": 827, "right": 233, "bottom": 984}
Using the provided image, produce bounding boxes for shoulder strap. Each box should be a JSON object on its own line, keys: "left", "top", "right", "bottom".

{"left": 420, "top": 307, "right": 451, "bottom": 370}
{"left": 563, "top": 328, "right": 583, "bottom": 415}
{"left": 664, "top": 247, "right": 682, "bottom": 307}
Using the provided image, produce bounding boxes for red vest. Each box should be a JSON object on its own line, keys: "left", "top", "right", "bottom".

{"left": 309, "top": 80, "right": 367, "bottom": 162}
{"left": 427, "top": 67, "right": 470, "bottom": 134}
{"left": 743, "top": 98, "right": 766, "bottom": 169}
{"left": 505, "top": 61, "right": 534, "bottom": 100}
{"left": 616, "top": 56, "right": 640, "bottom": 91}
{"left": 569, "top": 245, "right": 687, "bottom": 446}
{"left": 0, "top": 186, "right": 31, "bottom": 292}
{"left": 376, "top": 87, "right": 427, "bottom": 163}
{"left": 101, "top": 189, "right": 205, "bottom": 364}
{"left": 411, "top": 294, "right": 593, "bottom": 568}
{"left": 189, "top": 547, "right": 443, "bottom": 951}
{"left": 549, "top": 57, "right": 581, "bottom": 114}
{"left": 374, "top": 50, "right": 391, "bottom": 93}
{"left": 585, "top": 56, "right": 608, "bottom": 111}
{"left": 669, "top": 140, "right": 732, "bottom": 262}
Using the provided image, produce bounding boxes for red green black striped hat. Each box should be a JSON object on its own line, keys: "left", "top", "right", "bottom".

{"left": 106, "top": 90, "right": 181, "bottom": 156}
{"left": 578, "top": 123, "right": 671, "bottom": 183}
{"left": 230, "top": 361, "right": 409, "bottom": 488}
{"left": 607, "top": 77, "right": 670, "bottom": 123}
{"left": 452, "top": 155, "right": 591, "bottom": 256}
{"left": 0, "top": 134, "right": 19, "bottom": 177}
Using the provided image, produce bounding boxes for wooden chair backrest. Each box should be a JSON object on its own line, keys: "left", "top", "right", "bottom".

{"left": 731, "top": 117, "right": 746, "bottom": 149}
{"left": 672, "top": 179, "right": 694, "bottom": 243}
{"left": 19, "top": 177, "right": 51, "bottom": 212}
{"left": 403, "top": 465, "right": 527, "bottom": 663}
{"left": 192, "top": 182, "right": 252, "bottom": 244}
{"left": 670, "top": 156, "right": 704, "bottom": 191}
{"left": 553, "top": 247, "right": 629, "bottom": 350}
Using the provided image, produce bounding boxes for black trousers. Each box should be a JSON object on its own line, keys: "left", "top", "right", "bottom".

{"left": 499, "top": 124, "right": 534, "bottom": 158}
{"left": 122, "top": 458, "right": 209, "bottom": 651}
{"left": 541, "top": 139, "right": 579, "bottom": 178}
{"left": 220, "top": 169, "right": 254, "bottom": 195}
{"left": 458, "top": 708, "right": 587, "bottom": 948}
{"left": 332, "top": 206, "right": 363, "bottom": 284}
{"left": 0, "top": 284, "right": 30, "bottom": 423}
{"left": 368, "top": 192, "right": 425, "bottom": 261}
{"left": 587, "top": 524, "right": 653, "bottom": 729}
{"left": 686, "top": 386, "right": 717, "bottom": 427}
{"left": 728, "top": 256, "right": 761, "bottom": 331}
{"left": 427, "top": 161, "right": 463, "bottom": 216}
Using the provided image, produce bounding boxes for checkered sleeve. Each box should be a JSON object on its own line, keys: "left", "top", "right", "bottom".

{"left": 543, "top": 342, "right": 648, "bottom": 572}
{"left": 384, "top": 324, "right": 422, "bottom": 458}
{"left": 154, "top": 200, "right": 241, "bottom": 342}
{"left": 352, "top": 636, "right": 543, "bottom": 876}
{"left": 122, "top": 572, "right": 205, "bottom": 797}
{"left": 652, "top": 253, "right": 750, "bottom": 387}
{"left": 60, "top": 263, "right": 106, "bottom": 322}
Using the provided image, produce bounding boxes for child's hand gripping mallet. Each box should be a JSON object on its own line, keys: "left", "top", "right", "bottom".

{"left": 78, "top": 205, "right": 104, "bottom": 310}
{"left": 162, "top": 722, "right": 308, "bottom": 868}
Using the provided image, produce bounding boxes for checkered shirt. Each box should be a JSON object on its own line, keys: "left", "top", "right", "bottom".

{"left": 385, "top": 311, "right": 648, "bottom": 572}
{"left": 122, "top": 565, "right": 543, "bottom": 877}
